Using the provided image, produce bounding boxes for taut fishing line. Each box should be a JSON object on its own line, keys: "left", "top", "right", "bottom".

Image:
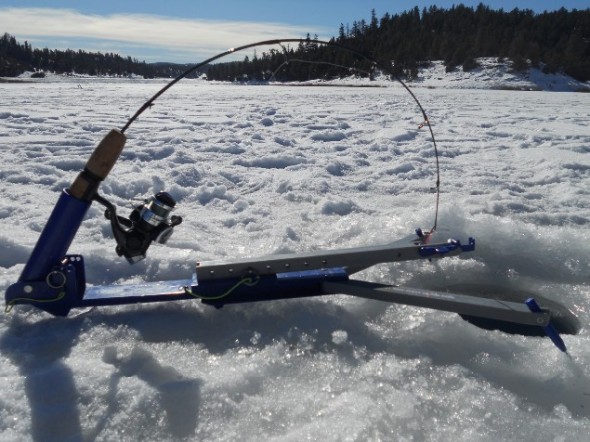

{"left": 120, "top": 38, "right": 441, "bottom": 233}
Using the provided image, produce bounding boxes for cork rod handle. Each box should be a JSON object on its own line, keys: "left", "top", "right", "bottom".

{"left": 69, "top": 129, "right": 127, "bottom": 200}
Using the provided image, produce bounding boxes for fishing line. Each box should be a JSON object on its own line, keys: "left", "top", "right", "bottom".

{"left": 119, "top": 38, "right": 441, "bottom": 232}
{"left": 269, "top": 58, "right": 373, "bottom": 81}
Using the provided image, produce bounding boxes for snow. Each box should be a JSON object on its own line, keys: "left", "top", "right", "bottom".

{"left": 0, "top": 74, "right": 589, "bottom": 441}
{"left": 413, "top": 59, "right": 590, "bottom": 92}
{"left": 260, "top": 58, "right": 590, "bottom": 92}
{"left": 10, "top": 57, "right": 590, "bottom": 93}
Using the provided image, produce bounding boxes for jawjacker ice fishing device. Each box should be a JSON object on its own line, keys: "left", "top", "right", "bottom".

{"left": 5, "top": 39, "right": 580, "bottom": 352}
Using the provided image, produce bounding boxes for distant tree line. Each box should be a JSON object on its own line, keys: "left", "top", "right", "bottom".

{"left": 207, "top": 4, "right": 590, "bottom": 82}
{"left": 1, "top": 4, "right": 589, "bottom": 82}
{"left": 0, "top": 32, "right": 200, "bottom": 78}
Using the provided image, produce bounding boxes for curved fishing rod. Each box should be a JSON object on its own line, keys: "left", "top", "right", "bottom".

{"left": 7, "top": 40, "right": 580, "bottom": 353}
{"left": 120, "top": 38, "right": 441, "bottom": 232}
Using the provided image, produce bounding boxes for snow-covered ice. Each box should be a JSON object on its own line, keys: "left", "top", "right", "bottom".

{"left": 0, "top": 77, "right": 589, "bottom": 441}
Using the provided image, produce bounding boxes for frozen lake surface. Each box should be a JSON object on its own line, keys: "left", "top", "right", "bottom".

{"left": 0, "top": 80, "right": 589, "bottom": 441}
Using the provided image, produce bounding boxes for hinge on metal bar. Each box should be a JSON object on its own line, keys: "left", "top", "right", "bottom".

{"left": 5, "top": 255, "right": 86, "bottom": 316}
{"left": 418, "top": 237, "right": 475, "bottom": 258}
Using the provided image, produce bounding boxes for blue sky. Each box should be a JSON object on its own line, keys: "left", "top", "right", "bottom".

{"left": 0, "top": 1, "right": 586, "bottom": 63}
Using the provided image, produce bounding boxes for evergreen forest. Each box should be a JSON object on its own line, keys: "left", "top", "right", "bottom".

{"left": 1, "top": 4, "right": 589, "bottom": 82}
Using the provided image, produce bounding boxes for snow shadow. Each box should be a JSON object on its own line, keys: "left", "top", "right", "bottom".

{"left": 3, "top": 287, "right": 590, "bottom": 442}
{"left": 1, "top": 316, "right": 84, "bottom": 442}
{"left": 88, "top": 300, "right": 393, "bottom": 363}
{"left": 88, "top": 297, "right": 590, "bottom": 419}
{"left": 0, "top": 315, "right": 202, "bottom": 441}
{"left": 101, "top": 346, "right": 201, "bottom": 439}
{"left": 388, "top": 317, "right": 590, "bottom": 418}
{"left": 25, "top": 360, "right": 82, "bottom": 442}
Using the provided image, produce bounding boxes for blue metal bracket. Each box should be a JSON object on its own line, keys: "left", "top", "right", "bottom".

{"left": 6, "top": 255, "right": 86, "bottom": 316}
{"left": 419, "top": 237, "right": 475, "bottom": 258}
{"left": 525, "top": 297, "right": 568, "bottom": 353}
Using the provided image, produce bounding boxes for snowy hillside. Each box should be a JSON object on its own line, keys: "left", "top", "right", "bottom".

{"left": 413, "top": 59, "right": 590, "bottom": 92}
{"left": 313, "top": 59, "right": 590, "bottom": 92}
{"left": 0, "top": 78, "right": 589, "bottom": 441}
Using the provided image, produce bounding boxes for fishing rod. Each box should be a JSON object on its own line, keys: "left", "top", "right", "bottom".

{"left": 119, "top": 38, "right": 441, "bottom": 232}
{"left": 5, "top": 38, "right": 578, "bottom": 354}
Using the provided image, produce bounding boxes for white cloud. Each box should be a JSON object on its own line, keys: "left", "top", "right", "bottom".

{"left": 0, "top": 7, "right": 330, "bottom": 62}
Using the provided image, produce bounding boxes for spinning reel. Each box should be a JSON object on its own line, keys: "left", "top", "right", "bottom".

{"left": 94, "top": 191, "right": 182, "bottom": 263}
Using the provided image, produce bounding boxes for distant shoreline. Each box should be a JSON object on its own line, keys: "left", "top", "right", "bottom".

{"left": 0, "top": 78, "right": 31, "bottom": 83}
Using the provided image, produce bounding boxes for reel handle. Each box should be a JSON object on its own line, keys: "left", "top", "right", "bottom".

{"left": 69, "top": 129, "right": 126, "bottom": 200}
